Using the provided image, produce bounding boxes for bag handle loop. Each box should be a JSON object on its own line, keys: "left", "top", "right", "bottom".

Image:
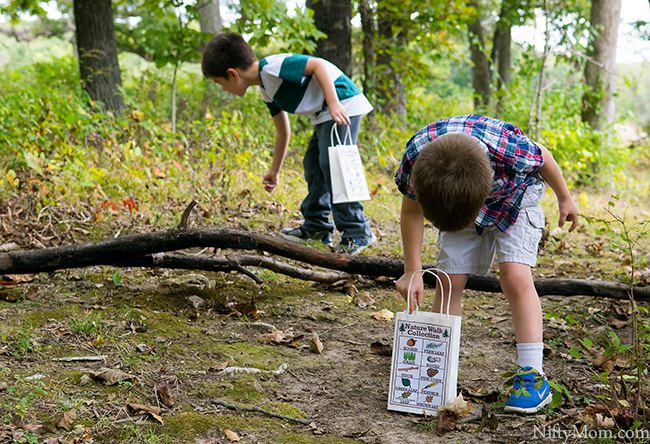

{"left": 330, "top": 122, "right": 353, "bottom": 146}
{"left": 406, "top": 268, "right": 453, "bottom": 317}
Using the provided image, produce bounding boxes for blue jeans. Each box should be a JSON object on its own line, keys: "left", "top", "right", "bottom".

{"left": 299, "top": 116, "right": 372, "bottom": 240}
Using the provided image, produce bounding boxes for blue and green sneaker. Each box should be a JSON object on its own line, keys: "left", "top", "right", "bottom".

{"left": 504, "top": 366, "right": 552, "bottom": 414}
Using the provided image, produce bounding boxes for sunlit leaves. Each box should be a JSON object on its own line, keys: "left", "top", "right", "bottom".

{"left": 227, "top": 0, "right": 325, "bottom": 53}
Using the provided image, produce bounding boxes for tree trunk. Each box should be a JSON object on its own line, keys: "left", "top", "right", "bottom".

{"left": 533, "top": 0, "right": 552, "bottom": 142}
{"left": 491, "top": 0, "right": 514, "bottom": 114}
{"left": 467, "top": 0, "right": 491, "bottom": 111}
{"left": 73, "top": 0, "right": 124, "bottom": 114}
{"left": 306, "top": 0, "right": 352, "bottom": 76}
{"left": 581, "top": 0, "right": 621, "bottom": 130}
{"left": 359, "top": 0, "right": 376, "bottom": 98}
{"left": 197, "top": 0, "right": 222, "bottom": 36}
{"left": 197, "top": 0, "right": 223, "bottom": 123}
{"left": 377, "top": 2, "right": 407, "bottom": 121}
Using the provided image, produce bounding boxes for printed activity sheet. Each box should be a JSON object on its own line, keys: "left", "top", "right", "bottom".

{"left": 388, "top": 320, "right": 453, "bottom": 414}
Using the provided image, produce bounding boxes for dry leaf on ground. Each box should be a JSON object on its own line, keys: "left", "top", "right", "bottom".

{"left": 224, "top": 429, "right": 241, "bottom": 441}
{"left": 437, "top": 394, "right": 470, "bottom": 434}
{"left": 370, "top": 342, "right": 392, "bottom": 356}
{"left": 0, "top": 273, "right": 36, "bottom": 287}
{"left": 155, "top": 381, "right": 175, "bottom": 407}
{"left": 593, "top": 353, "right": 621, "bottom": 372}
{"left": 126, "top": 403, "right": 164, "bottom": 425}
{"left": 309, "top": 333, "right": 324, "bottom": 354}
{"left": 57, "top": 409, "right": 77, "bottom": 431}
{"left": 354, "top": 292, "right": 375, "bottom": 308}
{"left": 371, "top": 309, "right": 394, "bottom": 321}
{"left": 260, "top": 330, "right": 294, "bottom": 344}
{"left": 88, "top": 368, "right": 136, "bottom": 385}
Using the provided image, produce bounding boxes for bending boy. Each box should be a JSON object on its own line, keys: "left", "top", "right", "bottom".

{"left": 394, "top": 114, "right": 579, "bottom": 414}
{"left": 202, "top": 32, "right": 376, "bottom": 254}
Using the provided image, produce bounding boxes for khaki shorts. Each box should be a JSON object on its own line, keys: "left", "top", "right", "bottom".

{"left": 436, "top": 181, "right": 546, "bottom": 275}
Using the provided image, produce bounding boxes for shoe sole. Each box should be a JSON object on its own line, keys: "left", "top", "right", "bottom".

{"left": 503, "top": 392, "right": 552, "bottom": 414}
{"left": 279, "top": 232, "right": 333, "bottom": 247}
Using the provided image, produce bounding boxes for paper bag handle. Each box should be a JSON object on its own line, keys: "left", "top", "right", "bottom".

{"left": 406, "top": 268, "right": 453, "bottom": 317}
{"left": 330, "top": 122, "right": 353, "bottom": 146}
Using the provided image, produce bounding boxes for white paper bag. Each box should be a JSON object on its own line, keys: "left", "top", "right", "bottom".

{"left": 328, "top": 123, "right": 371, "bottom": 204}
{"left": 387, "top": 269, "right": 462, "bottom": 416}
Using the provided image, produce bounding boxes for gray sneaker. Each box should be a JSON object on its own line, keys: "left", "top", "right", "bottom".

{"left": 279, "top": 227, "right": 333, "bottom": 246}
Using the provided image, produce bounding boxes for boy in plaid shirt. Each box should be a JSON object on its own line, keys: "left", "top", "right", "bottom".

{"left": 394, "top": 115, "right": 579, "bottom": 414}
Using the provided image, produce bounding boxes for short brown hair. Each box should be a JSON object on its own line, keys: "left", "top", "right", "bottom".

{"left": 411, "top": 133, "right": 493, "bottom": 232}
{"left": 202, "top": 32, "right": 257, "bottom": 79}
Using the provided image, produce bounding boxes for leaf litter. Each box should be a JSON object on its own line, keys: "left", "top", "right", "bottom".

{"left": 0, "top": 224, "right": 649, "bottom": 443}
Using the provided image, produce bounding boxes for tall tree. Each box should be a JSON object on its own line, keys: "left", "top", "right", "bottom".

{"left": 581, "top": 0, "right": 621, "bottom": 129}
{"left": 376, "top": 0, "right": 407, "bottom": 120}
{"left": 491, "top": 0, "right": 516, "bottom": 114}
{"left": 358, "top": 0, "right": 376, "bottom": 97}
{"left": 467, "top": 0, "right": 491, "bottom": 110}
{"left": 306, "top": 0, "right": 352, "bottom": 76}
{"left": 73, "top": 0, "right": 124, "bottom": 114}
{"left": 198, "top": 0, "right": 223, "bottom": 121}
{"left": 197, "top": 0, "right": 222, "bottom": 36}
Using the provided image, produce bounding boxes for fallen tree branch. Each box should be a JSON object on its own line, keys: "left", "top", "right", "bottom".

{"left": 118, "top": 252, "right": 349, "bottom": 284}
{"left": 212, "top": 400, "right": 312, "bottom": 425}
{"left": 0, "top": 227, "right": 647, "bottom": 300}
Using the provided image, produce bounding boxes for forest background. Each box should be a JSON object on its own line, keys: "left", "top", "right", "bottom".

{"left": 1, "top": 0, "right": 650, "bottom": 443}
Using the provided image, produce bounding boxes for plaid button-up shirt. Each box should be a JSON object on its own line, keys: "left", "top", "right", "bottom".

{"left": 395, "top": 115, "right": 544, "bottom": 232}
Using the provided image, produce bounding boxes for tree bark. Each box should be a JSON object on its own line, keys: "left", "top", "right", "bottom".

{"left": 581, "top": 0, "right": 621, "bottom": 129}
{"left": 377, "top": 2, "right": 407, "bottom": 121}
{"left": 73, "top": 0, "right": 124, "bottom": 114}
{"left": 306, "top": 0, "right": 352, "bottom": 76}
{"left": 197, "top": 0, "right": 222, "bottom": 36}
{"left": 197, "top": 0, "right": 223, "bottom": 123}
{"left": 359, "top": 0, "right": 376, "bottom": 98}
{"left": 0, "top": 227, "right": 648, "bottom": 301}
{"left": 467, "top": 0, "right": 491, "bottom": 111}
{"left": 491, "top": 0, "right": 514, "bottom": 114}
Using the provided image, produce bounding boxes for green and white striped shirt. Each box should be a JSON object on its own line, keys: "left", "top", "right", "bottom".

{"left": 258, "top": 54, "right": 373, "bottom": 125}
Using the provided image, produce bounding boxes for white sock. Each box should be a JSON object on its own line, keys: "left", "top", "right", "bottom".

{"left": 517, "top": 342, "right": 544, "bottom": 374}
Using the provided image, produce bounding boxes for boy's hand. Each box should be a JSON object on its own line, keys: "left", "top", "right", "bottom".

{"left": 329, "top": 102, "right": 351, "bottom": 126}
{"left": 396, "top": 272, "right": 423, "bottom": 314}
{"left": 558, "top": 196, "right": 579, "bottom": 232}
{"left": 262, "top": 170, "right": 279, "bottom": 193}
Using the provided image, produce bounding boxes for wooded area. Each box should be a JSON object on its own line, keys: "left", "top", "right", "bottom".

{"left": 1, "top": 0, "right": 650, "bottom": 443}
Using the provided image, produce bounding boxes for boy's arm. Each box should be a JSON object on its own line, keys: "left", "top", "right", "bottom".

{"left": 263, "top": 111, "right": 291, "bottom": 193}
{"left": 537, "top": 144, "right": 579, "bottom": 232}
{"left": 395, "top": 195, "right": 425, "bottom": 313}
{"left": 304, "top": 58, "right": 351, "bottom": 126}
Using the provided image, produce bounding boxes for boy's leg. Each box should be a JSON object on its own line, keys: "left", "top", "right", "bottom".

{"left": 496, "top": 181, "right": 551, "bottom": 413}
{"left": 298, "top": 127, "right": 336, "bottom": 236}
{"left": 313, "top": 118, "right": 372, "bottom": 241}
{"left": 431, "top": 274, "right": 467, "bottom": 316}
{"left": 499, "top": 262, "right": 543, "bottom": 344}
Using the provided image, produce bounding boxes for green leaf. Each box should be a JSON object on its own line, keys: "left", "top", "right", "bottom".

{"left": 582, "top": 338, "right": 593, "bottom": 348}
{"left": 112, "top": 272, "right": 121, "bottom": 287}
{"left": 569, "top": 346, "right": 581, "bottom": 359}
{"left": 550, "top": 391, "right": 563, "bottom": 408}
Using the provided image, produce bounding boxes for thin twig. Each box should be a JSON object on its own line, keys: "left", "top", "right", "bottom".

{"left": 212, "top": 400, "right": 312, "bottom": 425}
{"left": 320, "top": 322, "right": 356, "bottom": 337}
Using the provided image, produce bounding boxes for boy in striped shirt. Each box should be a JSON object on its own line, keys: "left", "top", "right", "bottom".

{"left": 202, "top": 33, "right": 376, "bottom": 254}
{"left": 394, "top": 115, "right": 579, "bottom": 414}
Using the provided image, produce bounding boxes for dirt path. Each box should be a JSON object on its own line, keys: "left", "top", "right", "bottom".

{"left": 1, "top": 258, "right": 644, "bottom": 444}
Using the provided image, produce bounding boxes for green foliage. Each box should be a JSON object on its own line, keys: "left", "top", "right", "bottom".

{"left": 69, "top": 311, "right": 103, "bottom": 334}
{"left": 228, "top": 0, "right": 326, "bottom": 53}
{"left": 1, "top": 374, "right": 48, "bottom": 421}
